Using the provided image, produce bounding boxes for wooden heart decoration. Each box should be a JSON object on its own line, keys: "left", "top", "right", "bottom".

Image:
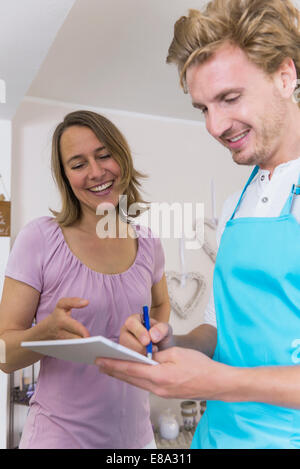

{"left": 195, "top": 218, "right": 217, "bottom": 263}
{"left": 166, "top": 271, "right": 206, "bottom": 319}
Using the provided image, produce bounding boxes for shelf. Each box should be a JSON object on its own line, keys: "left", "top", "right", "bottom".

{"left": 11, "top": 385, "right": 34, "bottom": 407}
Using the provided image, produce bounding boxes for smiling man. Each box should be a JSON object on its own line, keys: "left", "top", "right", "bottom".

{"left": 96, "top": 0, "right": 300, "bottom": 449}
{"left": 187, "top": 43, "right": 292, "bottom": 172}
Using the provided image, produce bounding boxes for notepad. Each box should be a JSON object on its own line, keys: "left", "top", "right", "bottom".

{"left": 21, "top": 335, "right": 157, "bottom": 366}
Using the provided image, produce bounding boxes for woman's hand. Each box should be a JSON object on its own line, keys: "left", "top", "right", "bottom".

{"left": 41, "top": 297, "right": 90, "bottom": 340}
{"left": 119, "top": 313, "right": 174, "bottom": 356}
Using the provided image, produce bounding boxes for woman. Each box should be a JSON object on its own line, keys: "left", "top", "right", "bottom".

{"left": 0, "top": 110, "right": 170, "bottom": 449}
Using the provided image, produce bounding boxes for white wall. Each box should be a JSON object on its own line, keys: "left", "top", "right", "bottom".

{"left": 0, "top": 119, "right": 12, "bottom": 449}
{"left": 0, "top": 0, "right": 76, "bottom": 120}
{"left": 11, "top": 97, "right": 250, "bottom": 436}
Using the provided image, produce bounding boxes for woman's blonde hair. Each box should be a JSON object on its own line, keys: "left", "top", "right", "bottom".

{"left": 50, "top": 110, "right": 148, "bottom": 226}
{"left": 167, "top": 0, "right": 300, "bottom": 106}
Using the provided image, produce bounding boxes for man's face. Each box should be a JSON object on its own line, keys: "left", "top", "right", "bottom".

{"left": 186, "top": 43, "right": 288, "bottom": 169}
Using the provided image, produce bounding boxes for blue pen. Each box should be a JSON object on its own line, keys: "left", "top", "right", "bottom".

{"left": 142, "top": 305, "right": 152, "bottom": 359}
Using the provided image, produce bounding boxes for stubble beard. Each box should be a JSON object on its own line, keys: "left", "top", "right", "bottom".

{"left": 230, "top": 124, "right": 274, "bottom": 168}
{"left": 231, "top": 89, "right": 287, "bottom": 168}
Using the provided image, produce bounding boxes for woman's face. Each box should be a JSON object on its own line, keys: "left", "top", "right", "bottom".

{"left": 60, "top": 125, "right": 122, "bottom": 216}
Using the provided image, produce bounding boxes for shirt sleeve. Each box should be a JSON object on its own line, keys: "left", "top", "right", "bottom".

{"left": 152, "top": 236, "right": 165, "bottom": 285}
{"left": 5, "top": 219, "right": 45, "bottom": 292}
{"left": 202, "top": 192, "right": 240, "bottom": 328}
{"left": 203, "top": 288, "right": 217, "bottom": 328}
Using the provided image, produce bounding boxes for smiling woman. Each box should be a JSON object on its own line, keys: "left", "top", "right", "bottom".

{"left": 50, "top": 110, "right": 148, "bottom": 227}
{"left": 0, "top": 110, "right": 170, "bottom": 448}
{"left": 59, "top": 125, "right": 123, "bottom": 218}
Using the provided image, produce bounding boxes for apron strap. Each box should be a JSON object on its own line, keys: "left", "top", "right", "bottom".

{"left": 230, "top": 166, "right": 300, "bottom": 219}
{"left": 230, "top": 166, "right": 259, "bottom": 220}
{"left": 280, "top": 172, "right": 300, "bottom": 216}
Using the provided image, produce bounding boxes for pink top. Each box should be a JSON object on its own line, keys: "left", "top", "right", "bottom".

{"left": 6, "top": 216, "right": 165, "bottom": 449}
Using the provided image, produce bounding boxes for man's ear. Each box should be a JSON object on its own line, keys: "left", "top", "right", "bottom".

{"left": 273, "top": 57, "right": 298, "bottom": 100}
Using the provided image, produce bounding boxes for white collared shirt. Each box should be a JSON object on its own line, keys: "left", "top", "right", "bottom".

{"left": 204, "top": 156, "right": 300, "bottom": 328}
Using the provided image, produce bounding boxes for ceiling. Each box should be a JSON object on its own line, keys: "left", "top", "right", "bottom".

{"left": 27, "top": 0, "right": 206, "bottom": 121}
{"left": 3, "top": 0, "right": 300, "bottom": 123}
{"left": 0, "top": 0, "right": 75, "bottom": 120}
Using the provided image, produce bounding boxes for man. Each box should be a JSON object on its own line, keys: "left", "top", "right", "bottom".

{"left": 96, "top": 0, "right": 300, "bottom": 448}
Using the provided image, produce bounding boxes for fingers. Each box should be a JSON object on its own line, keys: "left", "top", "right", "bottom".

{"left": 96, "top": 358, "right": 159, "bottom": 387}
{"left": 122, "top": 314, "right": 151, "bottom": 347}
{"left": 149, "top": 322, "right": 170, "bottom": 344}
{"left": 123, "top": 315, "right": 170, "bottom": 345}
{"left": 153, "top": 347, "right": 178, "bottom": 363}
{"left": 150, "top": 322, "right": 173, "bottom": 350}
{"left": 119, "top": 325, "right": 147, "bottom": 355}
{"left": 120, "top": 314, "right": 172, "bottom": 358}
{"left": 62, "top": 315, "right": 90, "bottom": 339}
{"left": 95, "top": 358, "right": 171, "bottom": 397}
{"left": 56, "top": 329, "right": 89, "bottom": 340}
{"left": 99, "top": 366, "right": 157, "bottom": 394}
{"left": 56, "top": 297, "right": 89, "bottom": 313}
{"left": 55, "top": 297, "right": 90, "bottom": 339}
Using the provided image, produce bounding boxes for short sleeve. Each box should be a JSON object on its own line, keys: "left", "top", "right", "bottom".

{"left": 152, "top": 236, "right": 165, "bottom": 285}
{"left": 203, "top": 288, "right": 217, "bottom": 328}
{"left": 5, "top": 219, "right": 45, "bottom": 292}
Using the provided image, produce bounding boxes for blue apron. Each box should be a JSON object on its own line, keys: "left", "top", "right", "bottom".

{"left": 191, "top": 166, "right": 300, "bottom": 449}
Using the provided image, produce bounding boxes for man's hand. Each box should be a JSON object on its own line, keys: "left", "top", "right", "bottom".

{"left": 95, "top": 346, "right": 230, "bottom": 400}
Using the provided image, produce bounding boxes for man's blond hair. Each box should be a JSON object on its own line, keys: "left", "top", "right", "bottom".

{"left": 167, "top": 0, "right": 300, "bottom": 105}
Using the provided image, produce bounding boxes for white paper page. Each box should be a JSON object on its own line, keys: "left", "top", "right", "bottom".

{"left": 21, "top": 335, "right": 157, "bottom": 366}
